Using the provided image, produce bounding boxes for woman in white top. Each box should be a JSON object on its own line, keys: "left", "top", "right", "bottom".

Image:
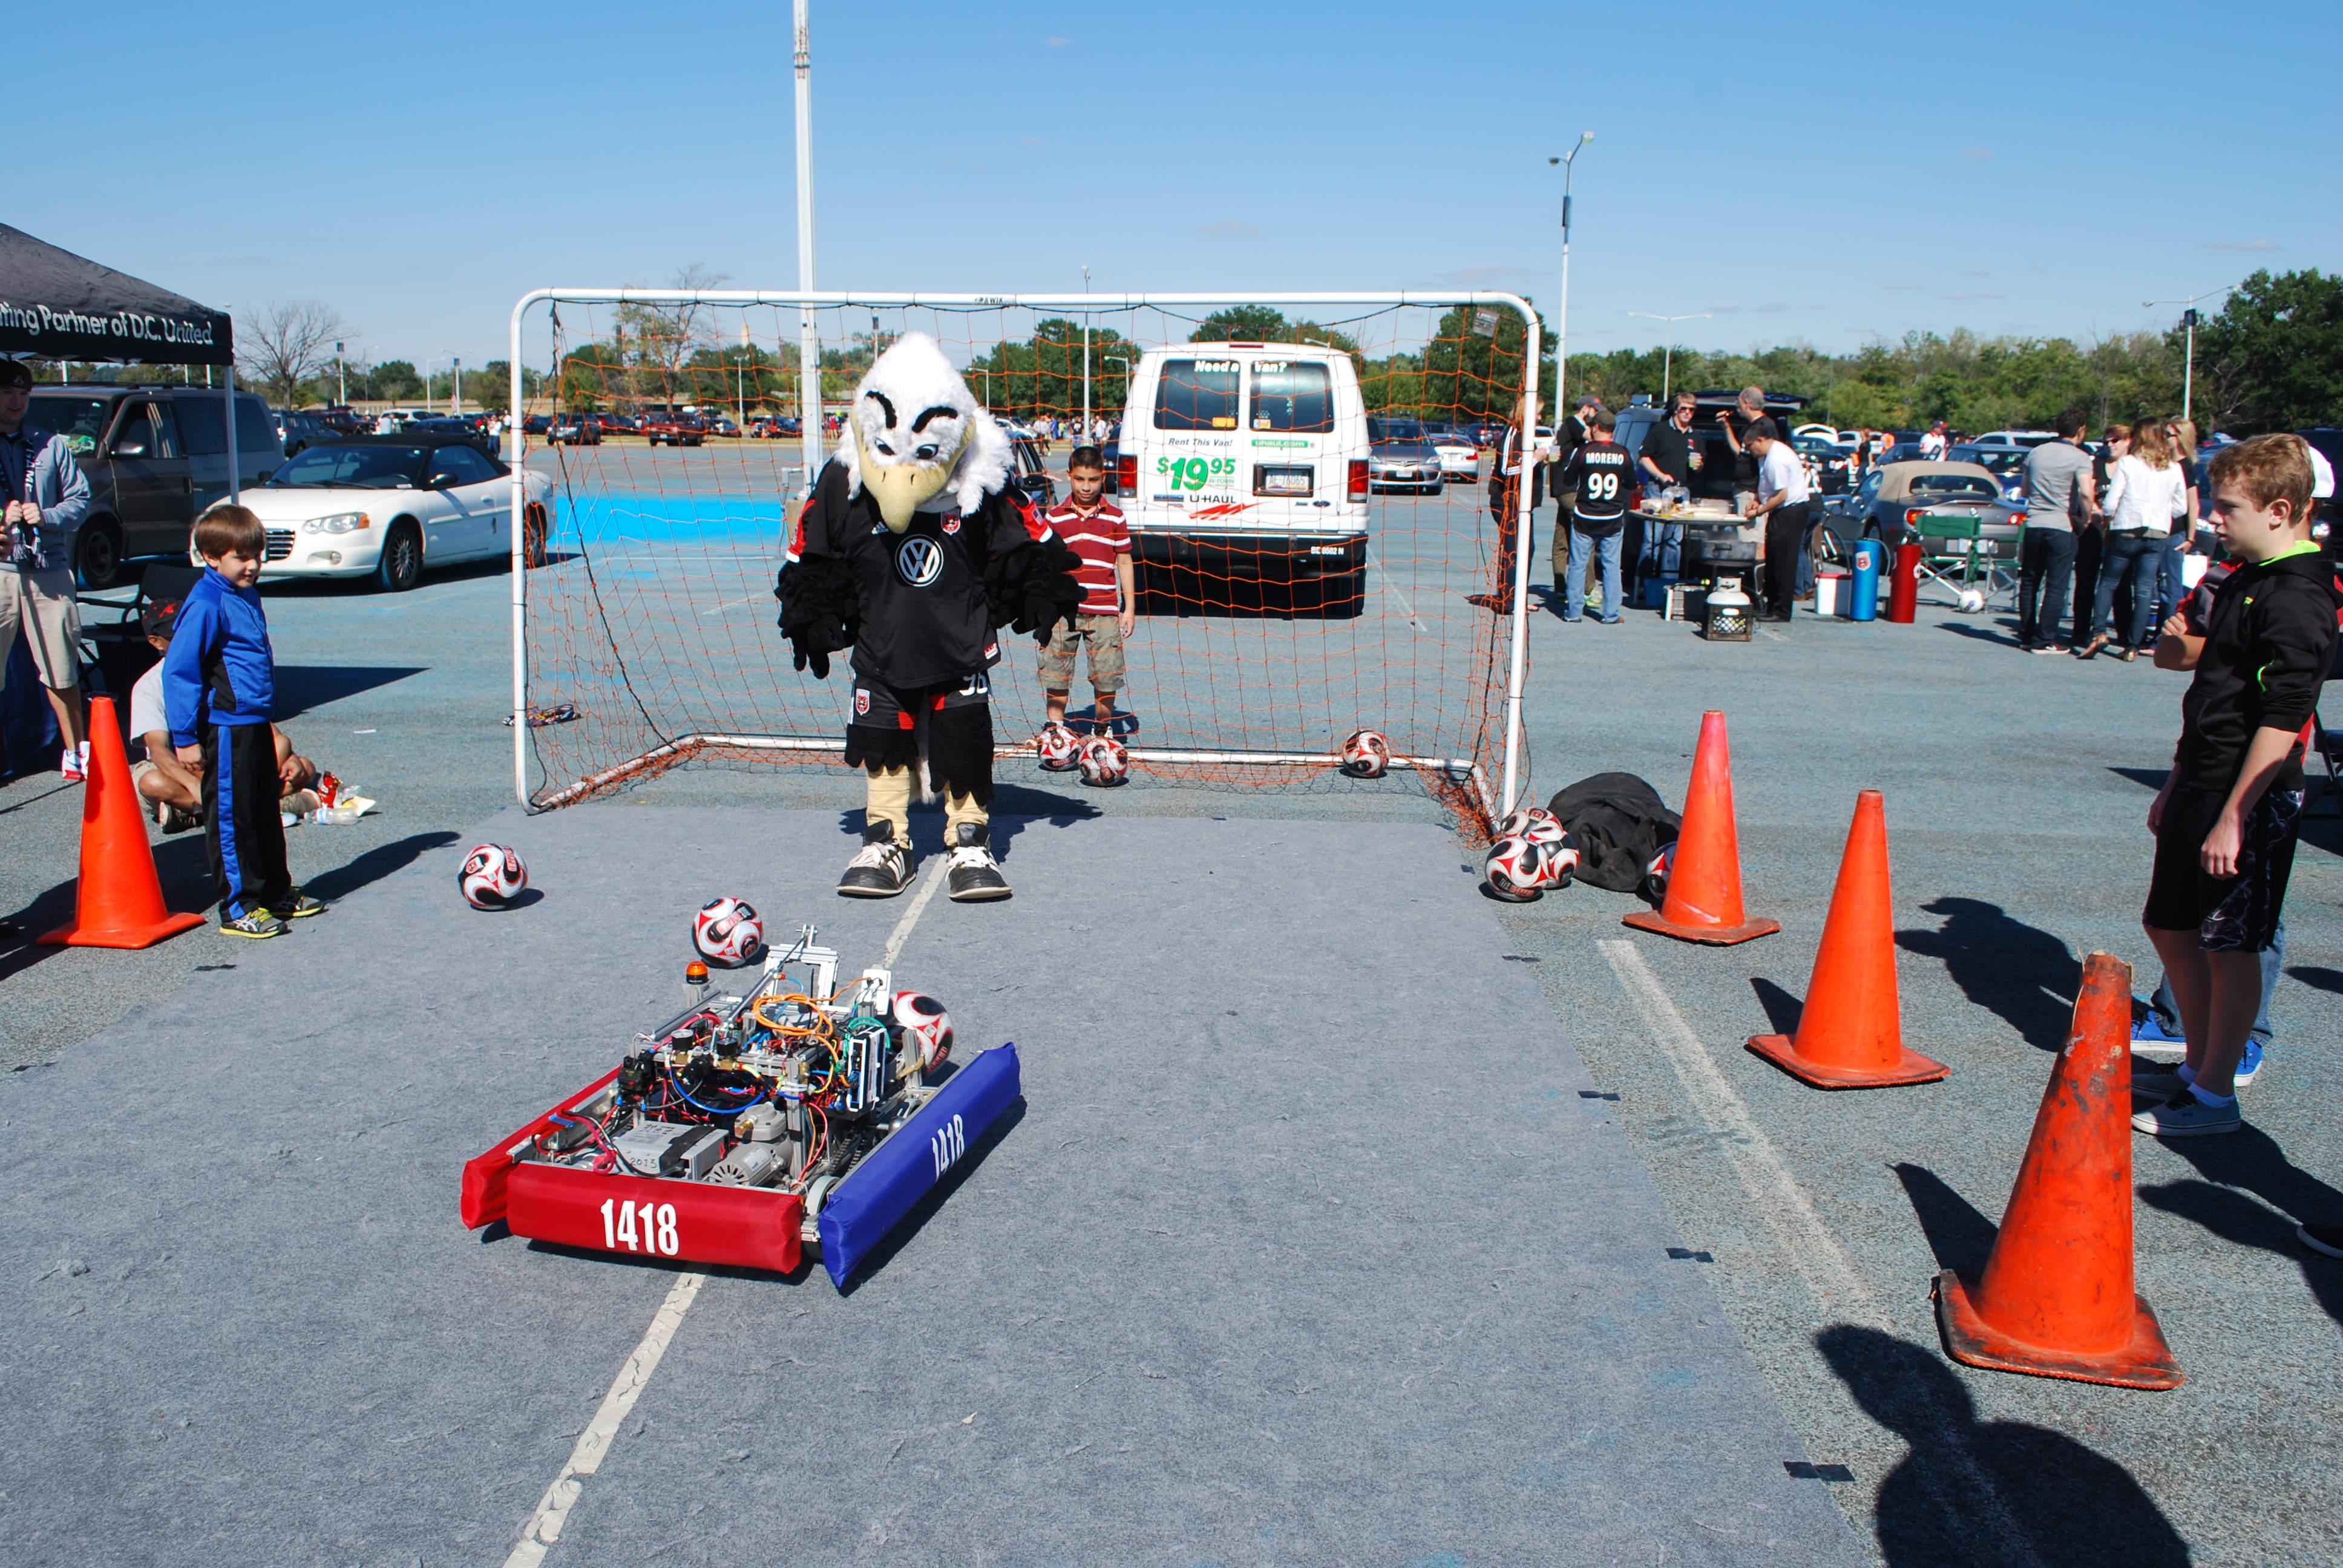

{"left": 2081, "top": 419, "right": 2186, "bottom": 661}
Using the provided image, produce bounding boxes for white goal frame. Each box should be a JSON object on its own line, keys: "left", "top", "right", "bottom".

{"left": 506, "top": 289, "right": 1542, "bottom": 819}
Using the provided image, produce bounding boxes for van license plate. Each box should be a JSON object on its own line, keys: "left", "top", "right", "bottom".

{"left": 1256, "top": 465, "right": 1312, "bottom": 497}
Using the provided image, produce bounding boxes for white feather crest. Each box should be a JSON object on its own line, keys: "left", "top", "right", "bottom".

{"left": 839, "top": 331, "right": 1012, "bottom": 510}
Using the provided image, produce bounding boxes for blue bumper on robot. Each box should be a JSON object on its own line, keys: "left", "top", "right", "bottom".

{"left": 817, "top": 1042, "right": 1021, "bottom": 1289}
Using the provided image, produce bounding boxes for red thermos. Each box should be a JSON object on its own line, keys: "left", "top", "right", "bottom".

{"left": 1889, "top": 543, "right": 1922, "bottom": 624}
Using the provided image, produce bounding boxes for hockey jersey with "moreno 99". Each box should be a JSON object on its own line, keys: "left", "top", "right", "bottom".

{"left": 1561, "top": 439, "right": 1637, "bottom": 537}
{"left": 784, "top": 459, "right": 1057, "bottom": 689}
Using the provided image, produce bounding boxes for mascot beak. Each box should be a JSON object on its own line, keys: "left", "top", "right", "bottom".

{"left": 857, "top": 425, "right": 968, "bottom": 533}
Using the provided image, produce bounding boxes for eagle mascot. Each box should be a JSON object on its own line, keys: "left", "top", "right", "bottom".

{"left": 775, "top": 332, "right": 1082, "bottom": 901}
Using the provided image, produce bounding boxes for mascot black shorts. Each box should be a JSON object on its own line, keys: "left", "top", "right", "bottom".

{"left": 844, "top": 672, "right": 997, "bottom": 805}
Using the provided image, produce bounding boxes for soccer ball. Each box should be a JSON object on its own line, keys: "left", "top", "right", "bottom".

{"left": 1340, "top": 728, "right": 1391, "bottom": 779}
{"left": 891, "top": 990, "right": 955, "bottom": 1071}
{"left": 1483, "top": 835, "right": 1550, "bottom": 901}
{"left": 692, "top": 896, "right": 765, "bottom": 967}
{"left": 1546, "top": 829, "right": 1582, "bottom": 889}
{"left": 1493, "top": 805, "right": 1558, "bottom": 840}
{"left": 457, "top": 844, "right": 528, "bottom": 909}
{"left": 1078, "top": 734, "right": 1129, "bottom": 786}
{"left": 1956, "top": 588, "right": 1986, "bottom": 613}
{"left": 1036, "top": 722, "right": 1079, "bottom": 771}
{"left": 1642, "top": 841, "right": 1677, "bottom": 904}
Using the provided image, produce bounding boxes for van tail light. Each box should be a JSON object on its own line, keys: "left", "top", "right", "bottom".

{"left": 1348, "top": 459, "right": 1369, "bottom": 500}
{"left": 1114, "top": 454, "right": 1136, "bottom": 495}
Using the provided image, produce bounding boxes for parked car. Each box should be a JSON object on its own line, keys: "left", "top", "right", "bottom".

{"left": 520, "top": 414, "right": 552, "bottom": 437}
{"left": 598, "top": 412, "right": 640, "bottom": 435}
{"left": 23, "top": 384, "right": 280, "bottom": 586}
{"left": 224, "top": 435, "right": 555, "bottom": 592}
{"left": 1970, "top": 429, "right": 2058, "bottom": 449}
{"left": 706, "top": 416, "right": 740, "bottom": 437}
{"left": 1793, "top": 422, "right": 1840, "bottom": 443}
{"left": 402, "top": 415, "right": 497, "bottom": 456}
{"left": 1812, "top": 460, "right": 2020, "bottom": 559}
{"left": 1945, "top": 443, "right": 2029, "bottom": 503}
{"left": 1368, "top": 437, "right": 1444, "bottom": 495}
{"left": 1792, "top": 433, "right": 1854, "bottom": 495}
{"left": 643, "top": 413, "right": 707, "bottom": 447}
{"left": 1008, "top": 435, "right": 1057, "bottom": 510}
{"left": 749, "top": 414, "right": 802, "bottom": 439}
{"left": 317, "top": 406, "right": 370, "bottom": 438}
{"left": 1367, "top": 416, "right": 1427, "bottom": 444}
{"left": 280, "top": 410, "right": 334, "bottom": 457}
{"left": 1430, "top": 430, "right": 1482, "bottom": 482}
{"left": 551, "top": 411, "right": 605, "bottom": 446}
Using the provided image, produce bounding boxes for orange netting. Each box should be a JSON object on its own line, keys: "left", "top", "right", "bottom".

{"left": 517, "top": 299, "right": 1534, "bottom": 836}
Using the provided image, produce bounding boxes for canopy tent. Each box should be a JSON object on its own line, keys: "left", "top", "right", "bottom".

{"left": 0, "top": 222, "right": 233, "bottom": 366}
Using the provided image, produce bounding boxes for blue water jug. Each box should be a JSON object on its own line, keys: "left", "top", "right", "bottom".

{"left": 1850, "top": 540, "right": 1883, "bottom": 622}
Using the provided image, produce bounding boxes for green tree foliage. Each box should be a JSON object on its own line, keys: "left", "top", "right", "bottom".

{"left": 963, "top": 319, "right": 1136, "bottom": 420}
{"left": 2192, "top": 269, "right": 2343, "bottom": 433}
{"left": 1189, "top": 305, "right": 1290, "bottom": 344}
{"left": 1411, "top": 304, "right": 1554, "bottom": 422}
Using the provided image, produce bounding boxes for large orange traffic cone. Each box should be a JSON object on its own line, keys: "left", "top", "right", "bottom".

{"left": 1747, "top": 791, "right": 1947, "bottom": 1088}
{"left": 39, "top": 696, "right": 207, "bottom": 950}
{"left": 1622, "top": 710, "right": 1780, "bottom": 945}
{"left": 1933, "top": 952, "right": 2182, "bottom": 1390}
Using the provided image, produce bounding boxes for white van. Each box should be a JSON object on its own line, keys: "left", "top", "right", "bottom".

{"left": 1113, "top": 341, "right": 1369, "bottom": 615}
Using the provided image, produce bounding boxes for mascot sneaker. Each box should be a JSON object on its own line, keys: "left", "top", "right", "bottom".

{"left": 838, "top": 823, "right": 914, "bottom": 898}
{"left": 945, "top": 822, "right": 1011, "bottom": 903}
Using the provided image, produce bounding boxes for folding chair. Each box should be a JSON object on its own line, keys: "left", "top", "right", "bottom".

{"left": 1910, "top": 515, "right": 2019, "bottom": 610}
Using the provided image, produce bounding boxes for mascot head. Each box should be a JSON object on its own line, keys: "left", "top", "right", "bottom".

{"left": 843, "top": 332, "right": 1011, "bottom": 532}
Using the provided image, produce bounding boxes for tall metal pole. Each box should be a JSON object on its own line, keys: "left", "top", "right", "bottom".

{"left": 1627, "top": 311, "right": 1712, "bottom": 404}
{"left": 453, "top": 356, "right": 462, "bottom": 418}
{"left": 793, "top": 0, "right": 822, "bottom": 494}
{"left": 1548, "top": 133, "right": 1593, "bottom": 420}
{"left": 2145, "top": 286, "right": 2233, "bottom": 428}
{"left": 335, "top": 341, "right": 344, "bottom": 405}
{"left": 1081, "top": 264, "right": 1092, "bottom": 441}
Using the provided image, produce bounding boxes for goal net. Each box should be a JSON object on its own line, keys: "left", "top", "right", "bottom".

{"left": 507, "top": 292, "right": 1542, "bottom": 835}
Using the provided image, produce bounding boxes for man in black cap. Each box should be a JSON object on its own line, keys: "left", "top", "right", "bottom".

{"left": 0, "top": 357, "right": 93, "bottom": 784}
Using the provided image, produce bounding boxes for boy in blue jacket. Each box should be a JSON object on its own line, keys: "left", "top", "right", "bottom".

{"left": 165, "top": 505, "right": 325, "bottom": 938}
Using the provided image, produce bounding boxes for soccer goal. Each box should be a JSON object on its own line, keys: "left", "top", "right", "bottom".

{"left": 503, "top": 290, "right": 1544, "bottom": 833}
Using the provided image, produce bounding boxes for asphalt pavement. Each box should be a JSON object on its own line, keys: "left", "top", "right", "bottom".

{"left": 1, "top": 489, "right": 2339, "bottom": 1564}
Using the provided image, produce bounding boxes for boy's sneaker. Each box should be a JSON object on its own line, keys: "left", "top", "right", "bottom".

{"left": 2131, "top": 1090, "right": 2243, "bottom": 1138}
{"left": 2298, "top": 1223, "right": 2343, "bottom": 1260}
{"left": 59, "top": 748, "right": 84, "bottom": 783}
{"left": 218, "top": 909, "right": 287, "bottom": 940}
{"left": 270, "top": 892, "right": 327, "bottom": 920}
{"left": 2132, "top": 1064, "right": 2186, "bottom": 1098}
{"left": 159, "top": 800, "right": 201, "bottom": 835}
{"left": 837, "top": 823, "right": 913, "bottom": 898}
{"left": 2235, "top": 1037, "right": 2265, "bottom": 1086}
{"left": 2130, "top": 1006, "right": 2188, "bottom": 1062}
{"left": 945, "top": 822, "right": 1011, "bottom": 903}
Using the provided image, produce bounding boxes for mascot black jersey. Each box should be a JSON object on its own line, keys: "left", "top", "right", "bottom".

{"left": 784, "top": 460, "right": 1055, "bottom": 689}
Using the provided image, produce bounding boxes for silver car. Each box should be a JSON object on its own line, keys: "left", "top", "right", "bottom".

{"left": 1367, "top": 439, "right": 1444, "bottom": 495}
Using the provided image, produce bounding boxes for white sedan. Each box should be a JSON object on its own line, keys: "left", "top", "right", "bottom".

{"left": 1430, "top": 433, "right": 1482, "bottom": 482}
{"left": 221, "top": 435, "right": 554, "bottom": 591}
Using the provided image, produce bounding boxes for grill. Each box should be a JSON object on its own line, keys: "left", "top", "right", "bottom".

{"left": 264, "top": 528, "right": 294, "bottom": 561}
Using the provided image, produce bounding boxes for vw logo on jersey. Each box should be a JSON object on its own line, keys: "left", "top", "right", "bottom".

{"left": 895, "top": 535, "right": 944, "bottom": 587}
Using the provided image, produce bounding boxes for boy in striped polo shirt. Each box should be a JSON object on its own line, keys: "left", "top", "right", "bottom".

{"left": 1038, "top": 446, "right": 1136, "bottom": 735}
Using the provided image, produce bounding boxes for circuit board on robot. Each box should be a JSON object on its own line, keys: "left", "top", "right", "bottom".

{"left": 460, "top": 927, "right": 1021, "bottom": 1289}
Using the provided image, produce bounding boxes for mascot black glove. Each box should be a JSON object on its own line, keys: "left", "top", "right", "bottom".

{"left": 989, "top": 537, "right": 1085, "bottom": 646}
{"left": 774, "top": 555, "right": 856, "bottom": 681}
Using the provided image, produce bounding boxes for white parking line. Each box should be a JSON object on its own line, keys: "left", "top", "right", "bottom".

{"left": 1366, "top": 546, "right": 1429, "bottom": 633}
{"left": 502, "top": 857, "right": 950, "bottom": 1566}
{"left": 1598, "top": 939, "right": 2044, "bottom": 1568}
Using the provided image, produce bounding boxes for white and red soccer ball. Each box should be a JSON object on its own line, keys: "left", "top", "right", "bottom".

{"left": 1036, "top": 722, "right": 1079, "bottom": 771}
{"left": 692, "top": 896, "right": 765, "bottom": 967}
{"left": 891, "top": 990, "right": 955, "bottom": 1071}
{"left": 1642, "top": 841, "right": 1677, "bottom": 903}
{"left": 457, "top": 844, "right": 528, "bottom": 909}
{"left": 1483, "top": 835, "right": 1553, "bottom": 901}
{"left": 1078, "top": 734, "right": 1129, "bottom": 786}
{"left": 1340, "top": 728, "right": 1391, "bottom": 779}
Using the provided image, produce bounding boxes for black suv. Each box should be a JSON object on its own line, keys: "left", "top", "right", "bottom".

{"left": 25, "top": 385, "right": 281, "bottom": 586}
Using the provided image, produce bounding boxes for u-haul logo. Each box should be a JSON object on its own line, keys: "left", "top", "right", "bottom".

{"left": 931, "top": 1113, "right": 966, "bottom": 1178}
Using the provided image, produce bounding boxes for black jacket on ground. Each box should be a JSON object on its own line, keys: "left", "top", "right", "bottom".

{"left": 2173, "top": 547, "right": 2343, "bottom": 795}
{"left": 1544, "top": 771, "right": 1680, "bottom": 900}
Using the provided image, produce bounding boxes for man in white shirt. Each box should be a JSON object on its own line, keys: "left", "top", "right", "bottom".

{"left": 1745, "top": 426, "right": 1812, "bottom": 621}
{"left": 1919, "top": 420, "right": 1949, "bottom": 460}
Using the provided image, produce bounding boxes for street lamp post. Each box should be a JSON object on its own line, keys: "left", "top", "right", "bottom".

{"left": 1548, "top": 132, "right": 1594, "bottom": 419}
{"left": 335, "top": 341, "right": 345, "bottom": 406}
{"left": 453, "top": 356, "right": 462, "bottom": 418}
{"left": 2143, "top": 283, "right": 2235, "bottom": 425}
{"left": 1626, "top": 312, "right": 1712, "bottom": 403}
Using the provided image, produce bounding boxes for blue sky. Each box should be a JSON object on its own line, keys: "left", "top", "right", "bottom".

{"left": 10, "top": 0, "right": 2335, "bottom": 373}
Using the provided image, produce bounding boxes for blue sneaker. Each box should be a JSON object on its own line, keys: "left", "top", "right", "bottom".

{"left": 2236, "top": 1037, "right": 2265, "bottom": 1086}
{"left": 2131, "top": 1006, "right": 2187, "bottom": 1062}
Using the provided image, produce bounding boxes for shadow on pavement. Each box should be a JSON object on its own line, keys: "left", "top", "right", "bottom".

{"left": 2106, "top": 766, "right": 2170, "bottom": 791}
{"left": 1815, "top": 1324, "right": 2190, "bottom": 1568}
{"left": 1938, "top": 621, "right": 2022, "bottom": 648}
{"left": 1751, "top": 976, "right": 1804, "bottom": 1036}
{"left": 1896, "top": 897, "right": 2079, "bottom": 1051}
{"left": 837, "top": 785, "right": 1103, "bottom": 864}
{"left": 2137, "top": 1122, "right": 2343, "bottom": 1327}
{"left": 272, "top": 664, "right": 429, "bottom": 720}
{"left": 1891, "top": 1161, "right": 1999, "bottom": 1279}
{"left": 303, "top": 831, "right": 463, "bottom": 903}
{"left": 2286, "top": 964, "right": 2343, "bottom": 995}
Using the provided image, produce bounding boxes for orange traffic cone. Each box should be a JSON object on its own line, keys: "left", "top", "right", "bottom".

{"left": 1747, "top": 791, "right": 1947, "bottom": 1088}
{"left": 1933, "top": 952, "right": 2182, "bottom": 1390}
{"left": 39, "top": 696, "right": 207, "bottom": 950}
{"left": 1622, "top": 710, "right": 1780, "bottom": 945}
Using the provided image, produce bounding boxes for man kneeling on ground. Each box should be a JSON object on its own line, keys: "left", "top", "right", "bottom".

{"left": 128, "top": 592, "right": 320, "bottom": 834}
